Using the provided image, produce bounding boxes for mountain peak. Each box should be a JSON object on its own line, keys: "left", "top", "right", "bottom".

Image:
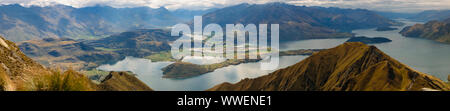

{"left": 201, "top": 3, "right": 398, "bottom": 41}
{"left": 209, "top": 42, "right": 449, "bottom": 91}
{"left": 0, "top": 4, "right": 182, "bottom": 41}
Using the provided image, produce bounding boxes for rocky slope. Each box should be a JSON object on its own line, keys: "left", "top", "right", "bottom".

{"left": 400, "top": 18, "right": 450, "bottom": 44}
{"left": 0, "top": 36, "right": 51, "bottom": 90}
{"left": 200, "top": 3, "right": 401, "bottom": 41}
{"left": 208, "top": 42, "right": 449, "bottom": 91}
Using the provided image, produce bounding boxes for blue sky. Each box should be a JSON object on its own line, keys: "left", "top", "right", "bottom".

{"left": 0, "top": 0, "right": 449, "bottom": 13}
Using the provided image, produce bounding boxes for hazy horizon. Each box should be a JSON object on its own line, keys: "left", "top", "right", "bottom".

{"left": 0, "top": 0, "right": 449, "bottom": 13}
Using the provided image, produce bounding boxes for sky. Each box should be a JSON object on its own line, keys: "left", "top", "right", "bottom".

{"left": 0, "top": 0, "right": 449, "bottom": 13}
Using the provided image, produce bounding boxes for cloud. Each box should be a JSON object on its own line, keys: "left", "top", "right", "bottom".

{"left": 0, "top": 0, "right": 449, "bottom": 12}
{"left": 0, "top": 0, "right": 266, "bottom": 10}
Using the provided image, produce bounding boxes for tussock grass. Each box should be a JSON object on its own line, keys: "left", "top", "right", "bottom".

{"left": 0, "top": 69, "right": 8, "bottom": 91}
{"left": 32, "top": 70, "right": 96, "bottom": 91}
{"left": 0, "top": 78, "right": 4, "bottom": 91}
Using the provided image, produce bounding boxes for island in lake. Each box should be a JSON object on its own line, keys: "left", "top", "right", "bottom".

{"left": 346, "top": 36, "right": 392, "bottom": 44}
{"left": 161, "top": 49, "right": 323, "bottom": 79}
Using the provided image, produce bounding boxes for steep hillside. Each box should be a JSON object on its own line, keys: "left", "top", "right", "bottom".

{"left": 0, "top": 35, "right": 51, "bottom": 90}
{"left": 209, "top": 42, "right": 449, "bottom": 91}
{"left": 200, "top": 3, "right": 400, "bottom": 41}
{"left": 0, "top": 4, "right": 181, "bottom": 42}
{"left": 400, "top": 18, "right": 450, "bottom": 44}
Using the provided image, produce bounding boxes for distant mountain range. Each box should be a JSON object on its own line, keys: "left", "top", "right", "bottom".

{"left": 0, "top": 3, "right": 402, "bottom": 42}
{"left": 408, "top": 10, "right": 450, "bottom": 22}
{"left": 0, "top": 4, "right": 183, "bottom": 42}
{"left": 209, "top": 42, "right": 449, "bottom": 91}
{"left": 400, "top": 18, "right": 450, "bottom": 44}
{"left": 200, "top": 3, "right": 401, "bottom": 41}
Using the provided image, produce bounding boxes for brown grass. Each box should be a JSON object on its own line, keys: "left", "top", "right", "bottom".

{"left": 0, "top": 77, "right": 4, "bottom": 91}
{"left": 0, "top": 68, "right": 10, "bottom": 91}
{"left": 31, "top": 70, "right": 96, "bottom": 91}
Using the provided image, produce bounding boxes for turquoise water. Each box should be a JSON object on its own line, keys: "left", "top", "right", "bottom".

{"left": 98, "top": 19, "right": 450, "bottom": 90}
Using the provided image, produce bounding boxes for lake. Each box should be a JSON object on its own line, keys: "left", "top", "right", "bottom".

{"left": 98, "top": 56, "right": 308, "bottom": 91}
{"left": 99, "top": 19, "right": 450, "bottom": 91}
